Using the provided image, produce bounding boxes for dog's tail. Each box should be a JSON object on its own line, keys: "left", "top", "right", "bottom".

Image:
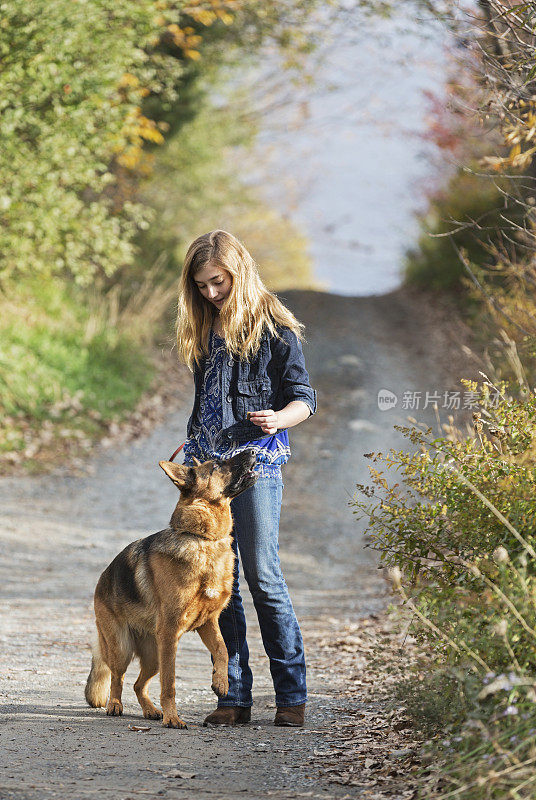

{"left": 85, "top": 635, "right": 111, "bottom": 708}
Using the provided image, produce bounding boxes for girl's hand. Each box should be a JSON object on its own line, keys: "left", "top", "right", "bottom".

{"left": 247, "top": 409, "right": 279, "bottom": 435}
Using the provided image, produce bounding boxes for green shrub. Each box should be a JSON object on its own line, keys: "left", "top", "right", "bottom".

{"left": 393, "top": 668, "right": 471, "bottom": 737}
{"left": 0, "top": 0, "right": 180, "bottom": 284}
{"left": 0, "top": 0, "right": 323, "bottom": 286}
{"left": 353, "top": 379, "right": 536, "bottom": 798}
{"left": 0, "top": 279, "right": 154, "bottom": 461}
{"left": 404, "top": 169, "right": 516, "bottom": 292}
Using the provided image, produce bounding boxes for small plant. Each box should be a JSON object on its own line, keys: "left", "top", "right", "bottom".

{"left": 353, "top": 377, "right": 536, "bottom": 798}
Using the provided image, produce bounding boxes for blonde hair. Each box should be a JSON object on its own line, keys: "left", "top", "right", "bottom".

{"left": 176, "top": 230, "right": 304, "bottom": 370}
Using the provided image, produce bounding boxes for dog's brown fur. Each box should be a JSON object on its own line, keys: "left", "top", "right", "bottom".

{"left": 85, "top": 450, "right": 257, "bottom": 728}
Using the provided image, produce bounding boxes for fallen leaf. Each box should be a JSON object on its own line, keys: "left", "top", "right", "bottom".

{"left": 164, "top": 771, "right": 196, "bottom": 779}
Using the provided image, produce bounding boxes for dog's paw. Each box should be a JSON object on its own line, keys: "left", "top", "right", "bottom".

{"left": 211, "top": 674, "right": 229, "bottom": 698}
{"left": 143, "top": 707, "right": 163, "bottom": 720}
{"left": 106, "top": 700, "right": 123, "bottom": 716}
{"left": 163, "top": 714, "right": 187, "bottom": 729}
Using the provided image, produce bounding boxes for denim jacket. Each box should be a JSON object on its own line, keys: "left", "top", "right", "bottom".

{"left": 186, "top": 325, "right": 317, "bottom": 448}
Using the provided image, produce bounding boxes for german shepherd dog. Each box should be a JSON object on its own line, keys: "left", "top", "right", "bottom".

{"left": 85, "top": 449, "right": 257, "bottom": 729}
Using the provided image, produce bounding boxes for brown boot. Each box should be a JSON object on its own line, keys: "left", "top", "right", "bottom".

{"left": 274, "top": 702, "right": 305, "bottom": 727}
{"left": 203, "top": 706, "right": 251, "bottom": 726}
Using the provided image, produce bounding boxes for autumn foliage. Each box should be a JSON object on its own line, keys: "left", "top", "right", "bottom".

{"left": 0, "top": 0, "right": 266, "bottom": 285}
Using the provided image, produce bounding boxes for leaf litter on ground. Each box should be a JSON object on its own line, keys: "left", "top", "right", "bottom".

{"left": 305, "top": 607, "right": 427, "bottom": 799}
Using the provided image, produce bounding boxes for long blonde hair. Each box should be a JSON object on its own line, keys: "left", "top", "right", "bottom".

{"left": 176, "top": 230, "right": 304, "bottom": 370}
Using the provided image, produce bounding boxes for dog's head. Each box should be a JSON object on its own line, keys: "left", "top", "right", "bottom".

{"left": 159, "top": 449, "right": 258, "bottom": 503}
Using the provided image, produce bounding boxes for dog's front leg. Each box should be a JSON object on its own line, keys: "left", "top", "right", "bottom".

{"left": 197, "top": 616, "right": 229, "bottom": 698}
{"left": 157, "top": 616, "right": 187, "bottom": 729}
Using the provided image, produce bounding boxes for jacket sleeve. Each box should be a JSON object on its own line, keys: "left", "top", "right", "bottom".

{"left": 272, "top": 327, "right": 317, "bottom": 416}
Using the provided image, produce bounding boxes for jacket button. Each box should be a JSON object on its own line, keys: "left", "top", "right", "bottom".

{"left": 226, "top": 396, "right": 232, "bottom": 403}
{"left": 227, "top": 359, "right": 233, "bottom": 366}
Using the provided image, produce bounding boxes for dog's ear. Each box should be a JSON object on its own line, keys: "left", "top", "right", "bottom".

{"left": 159, "top": 461, "right": 194, "bottom": 490}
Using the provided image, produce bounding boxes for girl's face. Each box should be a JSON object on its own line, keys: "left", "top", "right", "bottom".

{"left": 193, "top": 263, "right": 232, "bottom": 311}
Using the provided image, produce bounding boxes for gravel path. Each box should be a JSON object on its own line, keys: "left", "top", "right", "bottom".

{"left": 0, "top": 288, "right": 476, "bottom": 800}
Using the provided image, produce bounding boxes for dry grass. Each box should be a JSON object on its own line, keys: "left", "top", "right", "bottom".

{"left": 84, "top": 255, "right": 177, "bottom": 347}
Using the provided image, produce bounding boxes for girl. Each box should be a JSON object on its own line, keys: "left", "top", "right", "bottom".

{"left": 176, "top": 230, "right": 317, "bottom": 727}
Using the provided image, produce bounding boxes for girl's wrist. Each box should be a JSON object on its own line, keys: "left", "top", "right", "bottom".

{"left": 274, "top": 401, "right": 310, "bottom": 431}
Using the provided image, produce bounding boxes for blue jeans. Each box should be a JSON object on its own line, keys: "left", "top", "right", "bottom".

{"left": 217, "top": 475, "right": 307, "bottom": 708}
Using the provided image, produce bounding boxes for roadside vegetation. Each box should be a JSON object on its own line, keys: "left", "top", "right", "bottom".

{"left": 404, "top": 3, "right": 535, "bottom": 378}
{"left": 359, "top": 3, "right": 536, "bottom": 797}
{"left": 0, "top": 0, "right": 319, "bottom": 471}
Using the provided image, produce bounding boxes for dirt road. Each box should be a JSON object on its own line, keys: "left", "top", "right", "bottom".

{"left": 0, "top": 288, "right": 474, "bottom": 800}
